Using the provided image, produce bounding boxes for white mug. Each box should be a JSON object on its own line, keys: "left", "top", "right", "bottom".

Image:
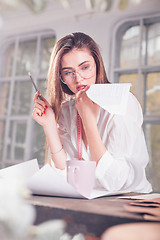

{"left": 66, "top": 159, "right": 96, "bottom": 197}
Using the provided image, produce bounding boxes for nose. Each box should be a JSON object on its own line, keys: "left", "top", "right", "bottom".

{"left": 75, "top": 71, "right": 83, "bottom": 82}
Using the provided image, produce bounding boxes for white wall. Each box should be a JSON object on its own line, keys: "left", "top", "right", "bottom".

{"left": 0, "top": 0, "right": 160, "bottom": 78}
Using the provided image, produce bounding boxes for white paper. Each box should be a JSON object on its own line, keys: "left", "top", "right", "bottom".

{"left": 86, "top": 83, "right": 131, "bottom": 115}
{"left": 118, "top": 193, "right": 160, "bottom": 200}
{"left": 0, "top": 159, "right": 125, "bottom": 199}
{"left": 0, "top": 159, "right": 39, "bottom": 180}
{"left": 27, "top": 164, "right": 84, "bottom": 198}
{"left": 27, "top": 163, "right": 125, "bottom": 199}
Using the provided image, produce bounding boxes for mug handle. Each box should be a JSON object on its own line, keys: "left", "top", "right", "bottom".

{"left": 68, "top": 166, "right": 79, "bottom": 189}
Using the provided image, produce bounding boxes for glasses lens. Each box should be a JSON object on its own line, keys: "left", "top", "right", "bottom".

{"left": 61, "top": 70, "right": 74, "bottom": 84}
{"left": 61, "top": 64, "right": 94, "bottom": 84}
{"left": 79, "top": 64, "right": 93, "bottom": 78}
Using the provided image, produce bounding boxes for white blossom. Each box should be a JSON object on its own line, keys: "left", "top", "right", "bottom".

{"left": 30, "top": 219, "right": 66, "bottom": 240}
{"left": 0, "top": 176, "right": 86, "bottom": 239}
{"left": 60, "top": 233, "right": 72, "bottom": 240}
{"left": 0, "top": 178, "right": 35, "bottom": 237}
{"left": 72, "top": 233, "right": 86, "bottom": 240}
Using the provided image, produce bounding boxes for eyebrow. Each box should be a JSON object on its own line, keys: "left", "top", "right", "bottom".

{"left": 61, "top": 60, "right": 90, "bottom": 71}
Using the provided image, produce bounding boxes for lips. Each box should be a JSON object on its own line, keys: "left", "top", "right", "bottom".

{"left": 77, "top": 85, "right": 87, "bottom": 91}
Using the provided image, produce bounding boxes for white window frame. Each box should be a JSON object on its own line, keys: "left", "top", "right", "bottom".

{"left": 111, "top": 13, "right": 160, "bottom": 191}
{"left": 111, "top": 13, "right": 160, "bottom": 124}
{"left": 0, "top": 30, "right": 55, "bottom": 167}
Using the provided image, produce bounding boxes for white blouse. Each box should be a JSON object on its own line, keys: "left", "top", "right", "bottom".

{"left": 54, "top": 92, "right": 152, "bottom": 193}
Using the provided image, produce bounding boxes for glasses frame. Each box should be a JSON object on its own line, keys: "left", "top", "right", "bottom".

{"left": 60, "top": 63, "right": 95, "bottom": 85}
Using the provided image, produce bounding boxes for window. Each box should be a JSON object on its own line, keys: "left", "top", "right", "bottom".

{"left": 113, "top": 15, "right": 160, "bottom": 192}
{"left": 0, "top": 30, "right": 56, "bottom": 167}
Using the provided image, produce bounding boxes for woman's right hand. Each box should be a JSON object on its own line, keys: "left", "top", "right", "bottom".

{"left": 32, "top": 91, "right": 56, "bottom": 127}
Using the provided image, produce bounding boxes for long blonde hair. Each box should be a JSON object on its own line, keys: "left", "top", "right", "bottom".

{"left": 47, "top": 32, "right": 110, "bottom": 121}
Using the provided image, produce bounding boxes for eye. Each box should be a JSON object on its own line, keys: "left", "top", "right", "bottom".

{"left": 81, "top": 64, "right": 90, "bottom": 71}
{"left": 63, "top": 71, "right": 73, "bottom": 76}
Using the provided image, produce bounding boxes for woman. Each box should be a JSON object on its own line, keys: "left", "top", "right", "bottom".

{"left": 32, "top": 32, "right": 152, "bottom": 193}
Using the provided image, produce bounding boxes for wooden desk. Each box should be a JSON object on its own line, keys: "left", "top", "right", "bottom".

{"left": 27, "top": 195, "right": 156, "bottom": 239}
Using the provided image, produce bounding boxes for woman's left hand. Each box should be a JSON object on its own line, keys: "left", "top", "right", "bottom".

{"left": 75, "top": 87, "right": 99, "bottom": 123}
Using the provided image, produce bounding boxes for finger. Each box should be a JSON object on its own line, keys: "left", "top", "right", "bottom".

{"left": 33, "top": 91, "right": 39, "bottom": 101}
{"left": 76, "top": 88, "right": 86, "bottom": 98}
{"left": 38, "top": 94, "right": 50, "bottom": 107}
{"left": 34, "top": 103, "right": 46, "bottom": 113}
{"left": 83, "top": 85, "right": 90, "bottom": 91}
{"left": 75, "top": 91, "right": 87, "bottom": 103}
{"left": 76, "top": 85, "right": 88, "bottom": 95}
{"left": 34, "top": 98, "right": 47, "bottom": 109}
{"left": 32, "top": 108, "right": 43, "bottom": 118}
{"left": 34, "top": 93, "right": 49, "bottom": 110}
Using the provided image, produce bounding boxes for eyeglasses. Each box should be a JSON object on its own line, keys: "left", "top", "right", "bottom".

{"left": 60, "top": 63, "right": 95, "bottom": 85}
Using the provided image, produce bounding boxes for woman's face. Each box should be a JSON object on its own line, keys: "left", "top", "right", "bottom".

{"left": 60, "top": 48, "right": 97, "bottom": 94}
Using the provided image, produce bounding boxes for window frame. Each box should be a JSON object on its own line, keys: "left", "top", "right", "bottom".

{"left": 111, "top": 14, "right": 160, "bottom": 122}
{"left": 111, "top": 13, "right": 160, "bottom": 192}
{"left": 0, "top": 30, "right": 55, "bottom": 167}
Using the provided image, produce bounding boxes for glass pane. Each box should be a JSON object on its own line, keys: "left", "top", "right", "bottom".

{"left": 0, "top": 121, "right": 5, "bottom": 161}
{"left": 147, "top": 22, "right": 160, "bottom": 66}
{"left": 16, "top": 40, "right": 37, "bottom": 76}
{"left": 40, "top": 37, "right": 56, "bottom": 75}
{"left": 38, "top": 79, "right": 47, "bottom": 97}
{"left": 16, "top": 122, "right": 27, "bottom": 143}
{"left": 3, "top": 43, "right": 15, "bottom": 77}
{"left": 120, "top": 26, "right": 140, "bottom": 68}
{"left": 15, "top": 147, "right": 24, "bottom": 160}
{"left": 6, "top": 121, "right": 12, "bottom": 159}
{"left": 119, "top": 74, "right": 144, "bottom": 109}
{"left": 30, "top": 79, "right": 46, "bottom": 166}
{"left": 32, "top": 122, "right": 45, "bottom": 166}
{"left": 145, "top": 124, "right": 160, "bottom": 192}
{"left": 0, "top": 82, "right": 10, "bottom": 116}
{"left": 11, "top": 81, "right": 32, "bottom": 115}
{"left": 146, "top": 72, "right": 160, "bottom": 115}
{"left": 141, "top": 25, "right": 147, "bottom": 66}
{"left": 7, "top": 121, "right": 27, "bottom": 161}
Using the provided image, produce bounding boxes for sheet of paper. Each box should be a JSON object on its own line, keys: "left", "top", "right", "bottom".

{"left": 0, "top": 159, "right": 39, "bottom": 180}
{"left": 86, "top": 83, "right": 131, "bottom": 115}
{"left": 0, "top": 159, "right": 126, "bottom": 199}
{"left": 27, "top": 164, "right": 84, "bottom": 198}
{"left": 118, "top": 193, "right": 160, "bottom": 200}
{"left": 27, "top": 163, "right": 126, "bottom": 199}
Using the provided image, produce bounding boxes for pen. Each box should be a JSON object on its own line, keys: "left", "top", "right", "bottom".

{"left": 28, "top": 72, "right": 42, "bottom": 100}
